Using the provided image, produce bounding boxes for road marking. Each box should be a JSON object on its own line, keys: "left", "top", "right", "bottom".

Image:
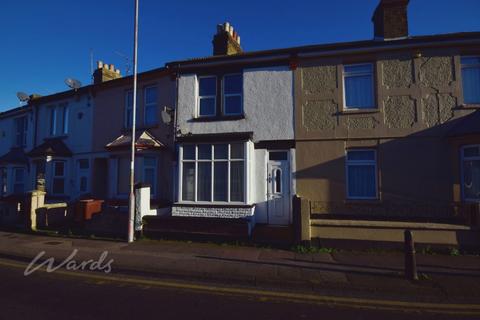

{"left": 0, "top": 258, "right": 479, "bottom": 316}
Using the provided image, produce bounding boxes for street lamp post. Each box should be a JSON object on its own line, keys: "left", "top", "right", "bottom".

{"left": 128, "top": 0, "right": 139, "bottom": 243}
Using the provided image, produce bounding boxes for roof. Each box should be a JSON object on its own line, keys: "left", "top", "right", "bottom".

{"left": 105, "top": 131, "right": 165, "bottom": 150}
{"left": 27, "top": 138, "right": 73, "bottom": 158}
{"left": 0, "top": 148, "right": 29, "bottom": 165}
{"left": 447, "top": 110, "right": 480, "bottom": 138}
{"left": 166, "top": 31, "right": 480, "bottom": 68}
{"left": 0, "top": 105, "right": 31, "bottom": 119}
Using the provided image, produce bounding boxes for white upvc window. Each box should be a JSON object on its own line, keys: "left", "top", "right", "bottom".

{"left": 343, "top": 63, "right": 375, "bottom": 110}
{"left": 52, "top": 161, "right": 66, "bottom": 195}
{"left": 180, "top": 143, "right": 246, "bottom": 203}
{"left": 13, "top": 167, "right": 25, "bottom": 194}
{"left": 144, "top": 86, "right": 158, "bottom": 125}
{"left": 143, "top": 156, "right": 157, "bottom": 196}
{"left": 61, "top": 103, "right": 69, "bottom": 135}
{"left": 125, "top": 90, "right": 139, "bottom": 128}
{"left": 223, "top": 73, "right": 243, "bottom": 115}
{"left": 49, "top": 107, "right": 57, "bottom": 136}
{"left": 49, "top": 104, "right": 69, "bottom": 136}
{"left": 461, "top": 145, "right": 480, "bottom": 202}
{"left": 345, "top": 149, "right": 378, "bottom": 200}
{"left": 14, "top": 116, "right": 28, "bottom": 147}
{"left": 461, "top": 56, "right": 480, "bottom": 104}
{"left": 197, "top": 76, "right": 217, "bottom": 117}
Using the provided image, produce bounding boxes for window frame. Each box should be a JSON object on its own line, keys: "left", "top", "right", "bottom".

{"left": 61, "top": 103, "right": 69, "bottom": 135}
{"left": 14, "top": 116, "right": 28, "bottom": 147}
{"left": 460, "top": 55, "right": 480, "bottom": 106}
{"left": 179, "top": 143, "right": 246, "bottom": 204}
{"left": 143, "top": 156, "right": 157, "bottom": 196}
{"left": 460, "top": 144, "right": 480, "bottom": 202}
{"left": 13, "top": 167, "right": 25, "bottom": 194}
{"left": 345, "top": 149, "right": 378, "bottom": 200}
{"left": 124, "top": 90, "right": 136, "bottom": 128}
{"left": 144, "top": 86, "right": 158, "bottom": 126}
{"left": 52, "top": 160, "right": 66, "bottom": 195}
{"left": 342, "top": 63, "right": 375, "bottom": 110}
{"left": 222, "top": 73, "right": 243, "bottom": 116}
{"left": 49, "top": 107, "right": 57, "bottom": 136}
{"left": 77, "top": 159, "right": 90, "bottom": 194}
{"left": 197, "top": 75, "right": 217, "bottom": 118}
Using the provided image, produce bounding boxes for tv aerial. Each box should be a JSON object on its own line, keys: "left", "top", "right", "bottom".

{"left": 65, "top": 78, "right": 82, "bottom": 91}
{"left": 16, "top": 92, "right": 30, "bottom": 103}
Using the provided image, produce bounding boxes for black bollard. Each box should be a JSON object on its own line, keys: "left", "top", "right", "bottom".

{"left": 404, "top": 229, "right": 418, "bottom": 281}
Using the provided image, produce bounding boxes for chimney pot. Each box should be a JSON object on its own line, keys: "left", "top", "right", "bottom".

{"left": 104, "top": 63, "right": 109, "bottom": 70}
{"left": 97, "top": 60, "right": 103, "bottom": 69}
{"left": 212, "top": 22, "right": 242, "bottom": 56}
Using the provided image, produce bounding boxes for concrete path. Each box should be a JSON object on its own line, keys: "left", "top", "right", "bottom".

{"left": 0, "top": 231, "right": 479, "bottom": 304}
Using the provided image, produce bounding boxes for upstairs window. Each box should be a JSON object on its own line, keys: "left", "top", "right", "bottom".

{"left": 14, "top": 116, "right": 28, "bottom": 147}
{"left": 461, "top": 56, "right": 480, "bottom": 104}
{"left": 346, "top": 149, "right": 377, "bottom": 199}
{"left": 144, "top": 86, "right": 158, "bottom": 125}
{"left": 223, "top": 74, "right": 243, "bottom": 115}
{"left": 343, "top": 64, "right": 375, "bottom": 109}
{"left": 49, "top": 104, "right": 69, "bottom": 136}
{"left": 125, "top": 90, "right": 140, "bottom": 128}
{"left": 197, "top": 73, "right": 243, "bottom": 118}
{"left": 198, "top": 76, "right": 217, "bottom": 117}
{"left": 462, "top": 145, "right": 480, "bottom": 201}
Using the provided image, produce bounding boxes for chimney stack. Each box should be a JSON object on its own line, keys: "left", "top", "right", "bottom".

{"left": 212, "top": 22, "right": 243, "bottom": 56}
{"left": 372, "top": 0, "right": 409, "bottom": 40}
{"left": 93, "top": 60, "right": 122, "bottom": 84}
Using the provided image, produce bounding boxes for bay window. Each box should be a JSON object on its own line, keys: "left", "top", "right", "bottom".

{"left": 462, "top": 145, "right": 480, "bottom": 201}
{"left": 13, "top": 168, "right": 25, "bottom": 194}
{"left": 143, "top": 157, "right": 157, "bottom": 196}
{"left": 52, "top": 161, "right": 66, "bottom": 195}
{"left": 346, "top": 149, "right": 378, "bottom": 199}
{"left": 14, "top": 116, "right": 28, "bottom": 147}
{"left": 180, "top": 143, "right": 245, "bottom": 203}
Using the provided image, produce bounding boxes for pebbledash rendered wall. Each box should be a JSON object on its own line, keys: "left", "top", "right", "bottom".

{"left": 294, "top": 46, "right": 478, "bottom": 219}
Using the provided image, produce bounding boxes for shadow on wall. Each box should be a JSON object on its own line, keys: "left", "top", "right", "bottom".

{"left": 294, "top": 110, "right": 480, "bottom": 221}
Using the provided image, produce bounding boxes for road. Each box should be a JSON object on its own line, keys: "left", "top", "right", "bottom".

{"left": 0, "top": 257, "right": 476, "bottom": 320}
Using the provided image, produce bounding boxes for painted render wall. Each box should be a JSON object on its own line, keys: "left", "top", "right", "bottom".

{"left": 176, "top": 66, "right": 294, "bottom": 142}
{"left": 294, "top": 46, "right": 479, "bottom": 219}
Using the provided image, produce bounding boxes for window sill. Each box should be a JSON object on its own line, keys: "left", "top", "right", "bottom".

{"left": 455, "top": 104, "right": 480, "bottom": 110}
{"left": 339, "top": 108, "right": 379, "bottom": 115}
{"left": 344, "top": 199, "right": 382, "bottom": 205}
{"left": 190, "top": 115, "right": 245, "bottom": 122}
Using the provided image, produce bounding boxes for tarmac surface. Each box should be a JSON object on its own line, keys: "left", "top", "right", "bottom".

{"left": 0, "top": 230, "right": 479, "bottom": 319}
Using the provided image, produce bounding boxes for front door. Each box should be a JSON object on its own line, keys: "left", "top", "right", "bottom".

{"left": 267, "top": 151, "right": 290, "bottom": 225}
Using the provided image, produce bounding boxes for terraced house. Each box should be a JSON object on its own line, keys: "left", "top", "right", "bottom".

{"left": 0, "top": 0, "right": 479, "bottom": 246}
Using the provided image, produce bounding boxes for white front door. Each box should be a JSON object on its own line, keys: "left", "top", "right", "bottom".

{"left": 267, "top": 151, "right": 290, "bottom": 225}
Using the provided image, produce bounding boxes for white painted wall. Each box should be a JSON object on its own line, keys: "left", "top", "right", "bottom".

{"left": 36, "top": 94, "right": 93, "bottom": 154}
{"left": 176, "top": 66, "right": 294, "bottom": 142}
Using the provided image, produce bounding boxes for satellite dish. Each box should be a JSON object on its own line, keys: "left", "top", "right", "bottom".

{"left": 161, "top": 107, "right": 172, "bottom": 124}
{"left": 64, "top": 78, "right": 82, "bottom": 90}
{"left": 16, "top": 92, "right": 30, "bottom": 102}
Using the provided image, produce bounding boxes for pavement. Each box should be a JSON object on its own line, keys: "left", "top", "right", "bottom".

{"left": 0, "top": 230, "right": 479, "bottom": 305}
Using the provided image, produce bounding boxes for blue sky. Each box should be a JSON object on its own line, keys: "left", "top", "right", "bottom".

{"left": 0, "top": 0, "right": 479, "bottom": 111}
